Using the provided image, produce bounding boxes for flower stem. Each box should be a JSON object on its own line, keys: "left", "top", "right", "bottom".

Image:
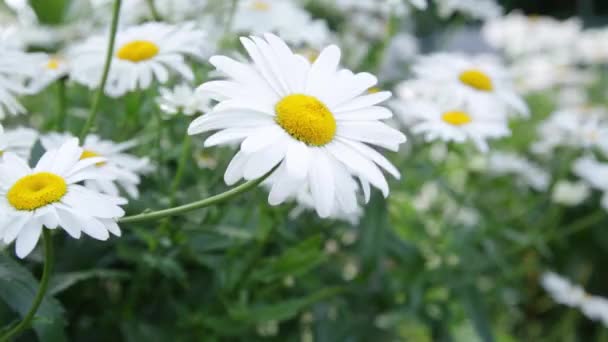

{"left": 79, "top": 0, "right": 122, "bottom": 141}
{"left": 145, "top": 0, "right": 162, "bottom": 21}
{"left": 56, "top": 77, "right": 67, "bottom": 130}
{"left": 159, "top": 133, "right": 191, "bottom": 233}
{"left": 120, "top": 167, "right": 275, "bottom": 224}
{"left": 0, "top": 230, "right": 54, "bottom": 341}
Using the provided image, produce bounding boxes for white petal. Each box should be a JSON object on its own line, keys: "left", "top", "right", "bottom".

{"left": 15, "top": 222, "right": 42, "bottom": 259}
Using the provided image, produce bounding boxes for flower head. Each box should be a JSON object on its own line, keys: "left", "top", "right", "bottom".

{"left": 0, "top": 139, "right": 126, "bottom": 258}
{"left": 188, "top": 33, "right": 405, "bottom": 218}
{"left": 70, "top": 22, "right": 207, "bottom": 97}
{"left": 41, "top": 133, "right": 151, "bottom": 198}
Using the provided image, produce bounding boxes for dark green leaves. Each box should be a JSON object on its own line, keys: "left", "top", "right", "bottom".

{"left": 0, "top": 254, "right": 66, "bottom": 341}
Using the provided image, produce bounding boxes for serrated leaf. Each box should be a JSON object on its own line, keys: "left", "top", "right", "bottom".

{"left": 0, "top": 254, "right": 66, "bottom": 341}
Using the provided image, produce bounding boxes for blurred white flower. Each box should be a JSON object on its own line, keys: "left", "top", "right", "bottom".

{"left": 70, "top": 22, "right": 207, "bottom": 97}
{"left": 395, "top": 93, "right": 509, "bottom": 152}
{"left": 485, "top": 152, "right": 549, "bottom": 191}
{"left": 412, "top": 53, "right": 529, "bottom": 118}
{"left": 542, "top": 272, "right": 608, "bottom": 327}
{"left": 28, "top": 54, "right": 70, "bottom": 92}
{"left": 533, "top": 108, "right": 608, "bottom": 156}
{"left": 157, "top": 83, "right": 211, "bottom": 116}
{"left": 0, "top": 127, "right": 38, "bottom": 161}
{"left": 573, "top": 155, "right": 608, "bottom": 191}
{"left": 578, "top": 28, "right": 608, "bottom": 64}
{"left": 233, "top": 0, "right": 330, "bottom": 47}
{"left": 41, "top": 133, "right": 151, "bottom": 198}
{"left": 483, "top": 12, "right": 581, "bottom": 60}
{"left": 0, "top": 27, "right": 46, "bottom": 118}
{"left": 552, "top": 180, "right": 590, "bottom": 206}
{"left": 435, "top": 0, "right": 502, "bottom": 20}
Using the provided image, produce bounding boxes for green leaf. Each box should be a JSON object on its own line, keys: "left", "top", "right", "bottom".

{"left": 48, "top": 269, "right": 129, "bottom": 296}
{"left": 460, "top": 286, "right": 495, "bottom": 342}
{"left": 0, "top": 254, "right": 66, "bottom": 341}
{"left": 229, "top": 287, "right": 343, "bottom": 323}
{"left": 251, "top": 235, "right": 327, "bottom": 283}
{"left": 28, "top": 0, "right": 71, "bottom": 25}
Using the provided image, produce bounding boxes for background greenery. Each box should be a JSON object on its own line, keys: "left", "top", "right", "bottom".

{"left": 0, "top": 0, "right": 607, "bottom": 341}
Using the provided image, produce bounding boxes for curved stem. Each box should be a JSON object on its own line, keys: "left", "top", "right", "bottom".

{"left": 1, "top": 230, "right": 54, "bottom": 341}
{"left": 79, "top": 0, "right": 122, "bottom": 141}
{"left": 120, "top": 167, "right": 275, "bottom": 224}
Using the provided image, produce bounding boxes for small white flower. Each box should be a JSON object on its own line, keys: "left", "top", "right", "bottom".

{"left": 27, "top": 54, "right": 70, "bottom": 92}
{"left": 485, "top": 152, "right": 550, "bottom": 191}
{"left": 156, "top": 83, "right": 211, "bottom": 116}
{"left": 0, "top": 126, "right": 38, "bottom": 161}
{"left": 70, "top": 22, "right": 207, "bottom": 97}
{"left": 542, "top": 272, "right": 608, "bottom": 327}
{"left": 412, "top": 53, "right": 529, "bottom": 118}
{"left": 0, "top": 28, "right": 47, "bottom": 118}
{"left": 41, "top": 133, "right": 151, "bottom": 198}
{"left": 541, "top": 272, "right": 586, "bottom": 307}
{"left": 189, "top": 33, "right": 405, "bottom": 218}
{"left": 552, "top": 180, "right": 590, "bottom": 206}
{"left": 233, "top": 0, "right": 330, "bottom": 47}
{"left": 435, "top": 0, "right": 502, "bottom": 20}
{"left": 0, "top": 139, "right": 126, "bottom": 258}
{"left": 396, "top": 94, "right": 509, "bottom": 152}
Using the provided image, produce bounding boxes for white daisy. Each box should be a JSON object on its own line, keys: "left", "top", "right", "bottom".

{"left": 0, "top": 28, "right": 46, "bottom": 118}
{"left": 156, "top": 83, "right": 211, "bottom": 117}
{"left": 70, "top": 22, "right": 207, "bottom": 97}
{"left": 27, "top": 53, "right": 70, "bottom": 92}
{"left": 0, "top": 126, "right": 38, "bottom": 161}
{"left": 396, "top": 94, "right": 509, "bottom": 152}
{"left": 0, "top": 138, "right": 126, "bottom": 258}
{"left": 41, "top": 133, "right": 150, "bottom": 198}
{"left": 233, "top": 0, "right": 330, "bottom": 47}
{"left": 552, "top": 180, "right": 590, "bottom": 206}
{"left": 542, "top": 272, "right": 608, "bottom": 327}
{"left": 485, "top": 152, "right": 549, "bottom": 191}
{"left": 413, "top": 53, "right": 529, "bottom": 118}
{"left": 188, "top": 33, "right": 406, "bottom": 218}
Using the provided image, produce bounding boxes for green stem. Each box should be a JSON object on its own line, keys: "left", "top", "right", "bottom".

{"left": 120, "top": 167, "right": 275, "bottom": 224}
{"left": 145, "top": 0, "right": 162, "bottom": 21}
{"left": 159, "top": 133, "right": 191, "bottom": 233}
{"left": 79, "top": 0, "right": 122, "bottom": 141}
{"left": 56, "top": 77, "right": 67, "bottom": 130}
{"left": 0, "top": 230, "right": 54, "bottom": 341}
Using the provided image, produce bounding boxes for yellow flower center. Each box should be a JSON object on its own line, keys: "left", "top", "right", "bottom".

{"left": 459, "top": 69, "right": 494, "bottom": 92}
{"left": 80, "top": 149, "right": 106, "bottom": 167}
{"left": 275, "top": 94, "right": 337, "bottom": 146}
{"left": 368, "top": 87, "right": 381, "bottom": 94}
{"left": 0, "top": 150, "right": 3, "bottom": 157}
{"left": 7, "top": 172, "right": 67, "bottom": 211}
{"left": 116, "top": 40, "right": 159, "bottom": 62}
{"left": 46, "top": 57, "right": 61, "bottom": 70}
{"left": 251, "top": 0, "right": 270, "bottom": 11}
{"left": 442, "top": 111, "right": 472, "bottom": 126}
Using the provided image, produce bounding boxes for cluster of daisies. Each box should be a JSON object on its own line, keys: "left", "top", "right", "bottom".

{"left": 392, "top": 53, "right": 528, "bottom": 152}
{"left": 0, "top": 128, "right": 150, "bottom": 258}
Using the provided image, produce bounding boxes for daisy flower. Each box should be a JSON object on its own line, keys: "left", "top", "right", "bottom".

{"left": 156, "top": 83, "right": 211, "bottom": 117}
{"left": 0, "top": 28, "right": 47, "bottom": 118}
{"left": 70, "top": 22, "right": 206, "bottom": 97}
{"left": 485, "top": 151, "right": 549, "bottom": 190}
{"left": 188, "top": 33, "right": 406, "bottom": 218}
{"left": 41, "top": 133, "right": 151, "bottom": 198}
{"left": 0, "top": 126, "right": 38, "bottom": 160}
{"left": 233, "top": 0, "right": 330, "bottom": 47}
{"left": 396, "top": 93, "right": 509, "bottom": 152}
{"left": 0, "top": 138, "right": 126, "bottom": 258}
{"left": 412, "top": 53, "right": 529, "bottom": 118}
{"left": 28, "top": 53, "right": 70, "bottom": 92}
